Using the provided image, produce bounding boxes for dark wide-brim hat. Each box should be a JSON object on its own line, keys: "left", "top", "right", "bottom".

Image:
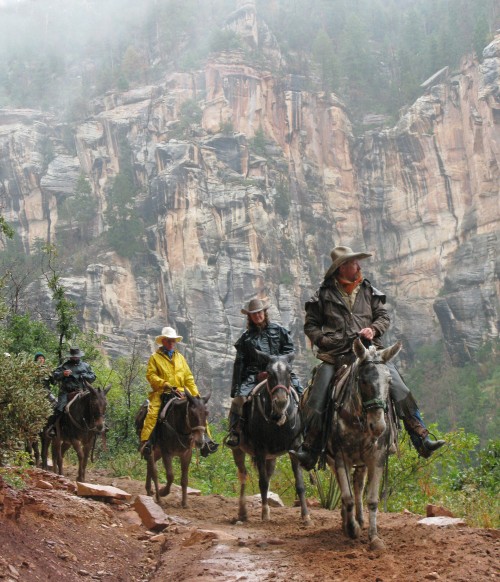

{"left": 67, "top": 347, "right": 84, "bottom": 358}
{"left": 241, "top": 298, "right": 270, "bottom": 315}
{"left": 324, "top": 246, "right": 372, "bottom": 280}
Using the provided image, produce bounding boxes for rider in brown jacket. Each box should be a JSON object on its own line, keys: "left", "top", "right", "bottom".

{"left": 291, "top": 246, "right": 445, "bottom": 471}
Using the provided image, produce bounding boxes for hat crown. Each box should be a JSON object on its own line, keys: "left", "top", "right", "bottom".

{"left": 69, "top": 347, "right": 84, "bottom": 357}
{"left": 161, "top": 326, "right": 179, "bottom": 338}
{"left": 247, "top": 299, "right": 265, "bottom": 312}
{"left": 324, "top": 246, "right": 372, "bottom": 280}
{"left": 155, "top": 326, "right": 183, "bottom": 344}
{"left": 330, "top": 246, "right": 355, "bottom": 263}
{"left": 241, "top": 297, "right": 270, "bottom": 314}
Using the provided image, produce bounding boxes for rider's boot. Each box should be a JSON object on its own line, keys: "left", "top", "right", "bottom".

{"left": 290, "top": 421, "right": 322, "bottom": 471}
{"left": 404, "top": 412, "right": 445, "bottom": 458}
{"left": 200, "top": 433, "right": 219, "bottom": 457}
{"left": 139, "top": 440, "right": 152, "bottom": 459}
{"left": 225, "top": 396, "right": 245, "bottom": 448}
{"left": 225, "top": 411, "right": 241, "bottom": 448}
{"left": 45, "top": 411, "right": 61, "bottom": 438}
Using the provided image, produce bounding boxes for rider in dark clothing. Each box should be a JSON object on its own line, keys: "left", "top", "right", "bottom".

{"left": 225, "top": 298, "right": 303, "bottom": 447}
{"left": 46, "top": 347, "right": 96, "bottom": 435}
{"left": 291, "top": 246, "right": 445, "bottom": 471}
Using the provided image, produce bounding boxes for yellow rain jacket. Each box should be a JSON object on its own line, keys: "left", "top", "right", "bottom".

{"left": 140, "top": 348, "right": 199, "bottom": 441}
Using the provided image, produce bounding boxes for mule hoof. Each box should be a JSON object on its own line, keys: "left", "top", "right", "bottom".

{"left": 159, "top": 486, "right": 170, "bottom": 497}
{"left": 302, "top": 516, "right": 314, "bottom": 527}
{"left": 346, "top": 521, "right": 361, "bottom": 539}
{"left": 370, "top": 536, "right": 386, "bottom": 551}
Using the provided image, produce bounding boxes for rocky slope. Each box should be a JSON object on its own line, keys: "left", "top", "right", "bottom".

{"left": 0, "top": 3, "right": 498, "bottom": 410}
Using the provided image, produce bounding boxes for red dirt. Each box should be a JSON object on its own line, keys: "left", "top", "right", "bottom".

{"left": 0, "top": 467, "right": 498, "bottom": 582}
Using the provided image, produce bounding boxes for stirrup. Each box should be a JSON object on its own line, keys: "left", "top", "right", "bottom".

{"left": 224, "top": 432, "right": 240, "bottom": 448}
{"left": 200, "top": 439, "right": 219, "bottom": 457}
{"left": 45, "top": 425, "right": 56, "bottom": 438}
{"left": 139, "top": 440, "right": 152, "bottom": 459}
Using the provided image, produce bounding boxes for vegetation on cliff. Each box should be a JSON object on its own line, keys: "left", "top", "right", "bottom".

{"left": 0, "top": 0, "right": 498, "bottom": 123}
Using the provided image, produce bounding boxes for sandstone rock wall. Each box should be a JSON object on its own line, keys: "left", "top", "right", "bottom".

{"left": 0, "top": 22, "right": 498, "bottom": 411}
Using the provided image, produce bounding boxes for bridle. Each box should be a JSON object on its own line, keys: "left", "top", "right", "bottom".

{"left": 254, "top": 380, "right": 295, "bottom": 427}
{"left": 355, "top": 359, "right": 389, "bottom": 414}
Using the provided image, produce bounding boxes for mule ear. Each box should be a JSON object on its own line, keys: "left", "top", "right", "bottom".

{"left": 284, "top": 353, "right": 295, "bottom": 365}
{"left": 353, "top": 337, "right": 368, "bottom": 361}
{"left": 104, "top": 385, "right": 112, "bottom": 395}
{"left": 202, "top": 390, "right": 212, "bottom": 404}
{"left": 380, "top": 341, "right": 402, "bottom": 363}
{"left": 253, "top": 348, "right": 270, "bottom": 368}
{"left": 184, "top": 389, "right": 195, "bottom": 403}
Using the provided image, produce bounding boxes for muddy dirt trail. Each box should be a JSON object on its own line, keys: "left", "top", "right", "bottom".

{"left": 0, "top": 467, "right": 498, "bottom": 582}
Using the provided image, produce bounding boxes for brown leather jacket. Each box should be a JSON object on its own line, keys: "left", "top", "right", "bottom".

{"left": 304, "top": 278, "right": 390, "bottom": 362}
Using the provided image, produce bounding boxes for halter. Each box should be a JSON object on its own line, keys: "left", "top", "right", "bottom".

{"left": 355, "top": 359, "right": 389, "bottom": 413}
{"left": 254, "top": 381, "right": 296, "bottom": 427}
{"left": 266, "top": 383, "right": 290, "bottom": 398}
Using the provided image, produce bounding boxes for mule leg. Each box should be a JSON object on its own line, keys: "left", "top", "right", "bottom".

{"left": 52, "top": 438, "right": 63, "bottom": 476}
{"left": 289, "top": 452, "right": 312, "bottom": 525}
{"left": 232, "top": 448, "right": 248, "bottom": 522}
{"left": 79, "top": 440, "right": 93, "bottom": 483}
{"left": 257, "top": 457, "right": 274, "bottom": 521}
{"left": 159, "top": 452, "right": 174, "bottom": 498}
{"left": 145, "top": 448, "right": 158, "bottom": 496}
{"left": 149, "top": 450, "right": 161, "bottom": 503}
{"left": 73, "top": 440, "right": 85, "bottom": 482}
{"left": 41, "top": 433, "right": 50, "bottom": 471}
{"left": 332, "top": 455, "right": 360, "bottom": 539}
{"left": 366, "top": 459, "right": 385, "bottom": 550}
{"left": 179, "top": 451, "right": 192, "bottom": 509}
{"left": 353, "top": 465, "right": 367, "bottom": 529}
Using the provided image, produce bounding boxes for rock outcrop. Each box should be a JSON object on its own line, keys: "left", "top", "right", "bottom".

{"left": 0, "top": 6, "right": 498, "bottom": 410}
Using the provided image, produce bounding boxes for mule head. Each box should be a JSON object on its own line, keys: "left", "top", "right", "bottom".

{"left": 255, "top": 349, "right": 293, "bottom": 425}
{"left": 184, "top": 390, "right": 208, "bottom": 448}
{"left": 86, "top": 385, "right": 108, "bottom": 433}
{"left": 353, "top": 339, "right": 401, "bottom": 440}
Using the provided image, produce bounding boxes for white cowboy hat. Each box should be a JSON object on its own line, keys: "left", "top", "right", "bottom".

{"left": 155, "top": 326, "right": 183, "bottom": 345}
{"left": 324, "top": 246, "right": 372, "bottom": 280}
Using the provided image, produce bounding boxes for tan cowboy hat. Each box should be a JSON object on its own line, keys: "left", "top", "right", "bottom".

{"left": 241, "top": 298, "right": 270, "bottom": 315}
{"left": 324, "top": 246, "right": 372, "bottom": 280}
{"left": 155, "top": 326, "right": 183, "bottom": 345}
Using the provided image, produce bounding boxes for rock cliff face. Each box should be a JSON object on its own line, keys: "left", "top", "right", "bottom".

{"left": 0, "top": 6, "right": 498, "bottom": 410}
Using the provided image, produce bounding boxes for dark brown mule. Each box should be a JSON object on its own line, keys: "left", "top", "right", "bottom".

{"left": 325, "top": 338, "right": 401, "bottom": 550}
{"left": 231, "top": 351, "right": 311, "bottom": 524}
{"left": 137, "top": 391, "right": 210, "bottom": 507}
{"left": 41, "top": 382, "right": 109, "bottom": 482}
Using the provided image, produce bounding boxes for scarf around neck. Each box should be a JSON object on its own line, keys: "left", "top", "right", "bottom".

{"left": 336, "top": 271, "right": 363, "bottom": 295}
{"left": 160, "top": 346, "right": 175, "bottom": 359}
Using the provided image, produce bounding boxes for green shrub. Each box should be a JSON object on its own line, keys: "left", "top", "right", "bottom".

{"left": 0, "top": 353, "right": 53, "bottom": 463}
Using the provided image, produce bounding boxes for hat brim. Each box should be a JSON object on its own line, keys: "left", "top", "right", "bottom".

{"left": 324, "top": 251, "right": 372, "bottom": 280}
{"left": 241, "top": 303, "right": 270, "bottom": 315}
{"left": 155, "top": 335, "right": 183, "bottom": 345}
{"left": 67, "top": 351, "right": 84, "bottom": 358}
